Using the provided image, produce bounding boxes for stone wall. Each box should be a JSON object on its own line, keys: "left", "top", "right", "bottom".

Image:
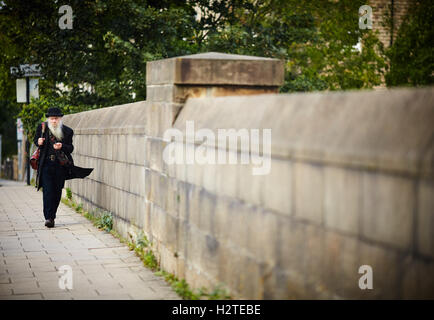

{"left": 63, "top": 52, "right": 434, "bottom": 299}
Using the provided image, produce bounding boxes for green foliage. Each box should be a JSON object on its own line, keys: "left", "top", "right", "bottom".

{"left": 75, "top": 203, "right": 83, "bottom": 213}
{"left": 202, "top": 0, "right": 386, "bottom": 92}
{"left": 17, "top": 96, "right": 49, "bottom": 142}
{"left": 198, "top": 285, "right": 232, "bottom": 300}
{"left": 133, "top": 232, "right": 159, "bottom": 270}
{"left": 65, "top": 188, "right": 72, "bottom": 201}
{"left": 1, "top": 0, "right": 398, "bottom": 156}
{"left": 1, "top": 0, "right": 388, "bottom": 110}
{"left": 94, "top": 209, "right": 114, "bottom": 232}
{"left": 0, "top": 99, "right": 19, "bottom": 159}
{"left": 385, "top": 0, "right": 434, "bottom": 86}
{"left": 17, "top": 95, "right": 97, "bottom": 142}
{"left": 61, "top": 196, "right": 231, "bottom": 300}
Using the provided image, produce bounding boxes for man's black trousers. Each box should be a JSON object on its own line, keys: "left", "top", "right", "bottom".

{"left": 41, "top": 160, "right": 66, "bottom": 220}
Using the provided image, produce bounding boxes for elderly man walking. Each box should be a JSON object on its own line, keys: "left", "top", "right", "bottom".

{"left": 33, "top": 107, "right": 92, "bottom": 228}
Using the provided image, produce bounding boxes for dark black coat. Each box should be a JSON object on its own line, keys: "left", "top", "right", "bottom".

{"left": 33, "top": 122, "right": 93, "bottom": 191}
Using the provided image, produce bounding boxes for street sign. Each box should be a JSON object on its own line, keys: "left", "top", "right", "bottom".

{"left": 10, "top": 66, "right": 20, "bottom": 76}
{"left": 20, "top": 64, "right": 42, "bottom": 77}
{"left": 16, "top": 78, "right": 39, "bottom": 103}
{"left": 10, "top": 64, "right": 42, "bottom": 77}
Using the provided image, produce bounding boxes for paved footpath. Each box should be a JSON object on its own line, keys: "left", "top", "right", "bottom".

{"left": 0, "top": 179, "right": 180, "bottom": 300}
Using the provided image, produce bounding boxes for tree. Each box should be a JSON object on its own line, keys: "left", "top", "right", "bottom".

{"left": 385, "top": 0, "right": 433, "bottom": 86}
{"left": 1, "top": 0, "right": 389, "bottom": 147}
{"left": 200, "top": 0, "right": 386, "bottom": 91}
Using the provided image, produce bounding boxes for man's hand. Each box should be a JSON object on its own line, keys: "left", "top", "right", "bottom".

{"left": 38, "top": 138, "right": 45, "bottom": 146}
{"left": 53, "top": 142, "right": 62, "bottom": 150}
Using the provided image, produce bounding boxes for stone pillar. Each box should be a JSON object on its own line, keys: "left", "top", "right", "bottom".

{"left": 146, "top": 52, "right": 285, "bottom": 105}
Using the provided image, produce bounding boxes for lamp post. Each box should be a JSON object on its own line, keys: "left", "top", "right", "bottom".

{"left": 10, "top": 64, "right": 41, "bottom": 185}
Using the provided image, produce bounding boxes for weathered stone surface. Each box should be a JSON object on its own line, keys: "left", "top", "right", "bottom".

{"left": 361, "top": 172, "right": 414, "bottom": 251}
{"left": 147, "top": 84, "right": 279, "bottom": 103}
{"left": 294, "top": 162, "right": 324, "bottom": 225}
{"left": 324, "top": 166, "right": 362, "bottom": 235}
{"left": 63, "top": 53, "right": 434, "bottom": 300}
{"left": 176, "top": 87, "right": 434, "bottom": 178}
{"left": 417, "top": 179, "right": 434, "bottom": 258}
{"left": 147, "top": 52, "right": 284, "bottom": 87}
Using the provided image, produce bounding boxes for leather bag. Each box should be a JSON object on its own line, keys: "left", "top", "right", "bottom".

{"left": 30, "top": 122, "right": 45, "bottom": 170}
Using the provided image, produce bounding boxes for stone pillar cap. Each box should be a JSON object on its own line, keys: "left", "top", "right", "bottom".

{"left": 146, "top": 52, "right": 284, "bottom": 87}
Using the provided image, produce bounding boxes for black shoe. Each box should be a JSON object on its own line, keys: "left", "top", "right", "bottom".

{"left": 45, "top": 219, "right": 55, "bottom": 228}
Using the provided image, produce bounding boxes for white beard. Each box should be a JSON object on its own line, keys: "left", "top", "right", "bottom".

{"left": 48, "top": 120, "right": 64, "bottom": 141}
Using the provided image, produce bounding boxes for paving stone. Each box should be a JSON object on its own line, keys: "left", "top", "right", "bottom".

{"left": 0, "top": 180, "right": 180, "bottom": 300}
{"left": 3, "top": 293, "right": 43, "bottom": 300}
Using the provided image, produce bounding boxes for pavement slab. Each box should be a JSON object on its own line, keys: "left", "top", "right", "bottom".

{"left": 0, "top": 179, "right": 181, "bottom": 300}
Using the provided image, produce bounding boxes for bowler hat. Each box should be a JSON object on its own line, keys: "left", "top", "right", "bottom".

{"left": 46, "top": 107, "right": 63, "bottom": 117}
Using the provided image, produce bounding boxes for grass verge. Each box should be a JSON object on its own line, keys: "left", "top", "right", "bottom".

{"left": 61, "top": 189, "right": 232, "bottom": 300}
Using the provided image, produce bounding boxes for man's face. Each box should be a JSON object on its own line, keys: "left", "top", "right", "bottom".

{"left": 48, "top": 116, "right": 61, "bottom": 128}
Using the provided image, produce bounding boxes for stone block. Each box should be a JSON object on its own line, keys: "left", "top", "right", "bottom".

{"left": 126, "top": 134, "right": 145, "bottom": 166}
{"left": 401, "top": 259, "right": 434, "bottom": 299}
{"left": 175, "top": 217, "right": 188, "bottom": 261}
{"left": 102, "top": 159, "right": 111, "bottom": 186}
{"left": 184, "top": 147, "right": 204, "bottom": 187}
{"left": 146, "top": 84, "right": 175, "bottom": 102}
{"left": 162, "top": 212, "right": 179, "bottom": 253}
{"left": 202, "top": 162, "right": 217, "bottom": 195}
{"left": 245, "top": 207, "right": 279, "bottom": 264}
{"left": 166, "top": 177, "right": 179, "bottom": 216}
{"left": 216, "top": 242, "right": 243, "bottom": 295}
{"left": 105, "top": 135, "right": 114, "bottom": 160}
{"left": 184, "top": 226, "right": 204, "bottom": 275}
{"left": 175, "top": 256, "right": 186, "bottom": 281}
{"left": 156, "top": 173, "right": 169, "bottom": 212}
{"left": 94, "top": 134, "right": 102, "bottom": 159}
{"left": 324, "top": 166, "right": 362, "bottom": 235}
{"left": 236, "top": 162, "right": 263, "bottom": 208}
{"left": 116, "top": 135, "right": 128, "bottom": 163}
{"left": 147, "top": 83, "right": 279, "bottom": 103}
{"left": 159, "top": 243, "right": 178, "bottom": 275}
{"left": 357, "top": 241, "right": 401, "bottom": 299}
{"left": 146, "top": 52, "right": 284, "bottom": 87}
{"left": 323, "top": 230, "right": 363, "bottom": 298}
{"left": 213, "top": 197, "right": 231, "bottom": 242}
{"left": 225, "top": 201, "right": 250, "bottom": 250}
{"left": 294, "top": 162, "right": 324, "bottom": 225}
{"left": 175, "top": 157, "right": 187, "bottom": 182}
{"left": 197, "top": 188, "right": 217, "bottom": 236}
{"left": 361, "top": 172, "right": 414, "bottom": 250}
{"left": 148, "top": 137, "right": 163, "bottom": 172}
{"left": 144, "top": 168, "right": 152, "bottom": 201}
{"left": 176, "top": 180, "right": 188, "bottom": 223}
{"left": 417, "top": 179, "right": 434, "bottom": 258}
{"left": 142, "top": 200, "right": 151, "bottom": 235}
{"left": 143, "top": 102, "right": 161, "bottom": 138}
{"left": 215, "top": 156, "right": 238, "bottom": 199}
{"left": 158, "top": 103, "right": 176, "bottom": 138}
{"left": 185, "top": 183, "right": 201, "bottom": 230}
{"left": 128, "top": 165, "right": 144, "bottom": 196}
{"left": 262, "top": 158, "right": 292, "bottom": 215}
{"left": 237, "top": 255, "right": 264, "bottom": 299}
{"left": 146, "top": 57, "right": 177, "bottom": 86}
{"left": 266, "top": 268, "right": 307, "bottom": 299}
